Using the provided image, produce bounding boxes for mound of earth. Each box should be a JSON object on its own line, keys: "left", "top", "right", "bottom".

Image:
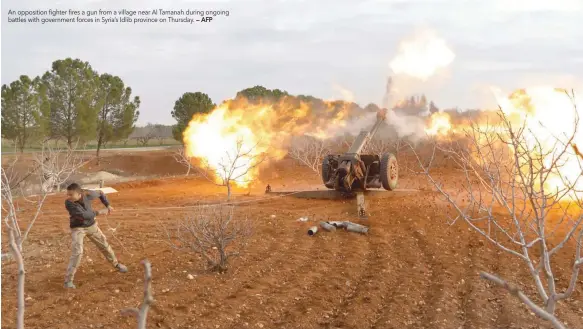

{"left": 77, "top": 171, "right": 122, "bottom": 185}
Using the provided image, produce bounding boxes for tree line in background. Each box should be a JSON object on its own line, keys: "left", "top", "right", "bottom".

{"left": 1, "top": 58, "right": 140, "bottom": 157}
{"left": 170, "top": 85, "right": 294, "bottom": 142}
{"left": 2, "top": 57, "right": 442, "bottom": 154}
{"left": 169, "top": 84, "right": 442, "bottom": 143}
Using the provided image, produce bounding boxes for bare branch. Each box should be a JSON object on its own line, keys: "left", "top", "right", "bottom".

{"left": 164, "top": 205, "right": 253, "bottom": 272}
{"left": 195, "top": 137, "right": 267, "bottom": 200}
{"left": 0, "top": 141, "right": 89, "bottom": 329}
{"left": 102, "top": 215, "right": 130, "bottom": 254}
{"left": 411, "top": 91, "right": 582, "bottom": 323}
{"left": 480, "top": 272, "right": 566, "bottom": 329}
{"left": 288, "top": 136, "right": 330, "bottom": 175}
{"left": 556, "top": 227, "right": 583, "bottom": 300}
{"left": 121, "top": 260, "right": 154, "bottom": 329}
{"left": 1, "top": 141, "right": 88, "bottom": 328}
{"left": 120, "top": 308, "right": 139, "bottom": 317}
{"left": 133, "top": 124, "right": 157, "bottom": 146}
{"left": 173, "top": 147, "right": 195, "bottom": 176}
{"left": 361, "top": 136, "right": 394, "bottom": 158}
{"left": 32, "top": 140, "right": 86, "bottom": 194}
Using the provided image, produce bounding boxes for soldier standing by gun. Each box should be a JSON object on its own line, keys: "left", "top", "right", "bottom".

{"left": 63, "top": 183, "right": 127, "bottom": 288}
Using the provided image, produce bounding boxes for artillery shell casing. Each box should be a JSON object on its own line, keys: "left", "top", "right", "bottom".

{"left": 344, "top": 222, "right": 369, "bottom": 234}
{"left": 328, "top": 221, "right": 347, "bottom": 228}
{"left": 319, "top": 221, "right": 336, "bottom": 232}
{"left": 307, "top": 226, "right": 318, "bottom": 236}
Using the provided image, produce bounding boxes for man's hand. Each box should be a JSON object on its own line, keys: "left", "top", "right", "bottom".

{"left": 96, "top": 207, "right": 114, "bottom": 216}
{"left": 96, "top": 209, "right": 108, "bottom": 216}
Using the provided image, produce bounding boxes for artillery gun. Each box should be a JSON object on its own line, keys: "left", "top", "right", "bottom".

{"left": 321, "top": 109, "right": 398, "bottom": 192}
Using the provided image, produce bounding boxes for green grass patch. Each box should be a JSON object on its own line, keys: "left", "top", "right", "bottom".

{"left": 1, "top": 138, "right": 181, "bottom": 153}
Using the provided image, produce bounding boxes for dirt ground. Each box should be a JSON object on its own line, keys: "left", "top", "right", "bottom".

{"left": 1, "top": 150, "right": 582, "bottom": 329}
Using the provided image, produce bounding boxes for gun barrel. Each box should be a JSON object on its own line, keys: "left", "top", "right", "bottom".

{"left": 347, "top": 111, "right": 386, "bottom": 154}
{"left": 368, "top": 116, "right": 385, "bottom": 139}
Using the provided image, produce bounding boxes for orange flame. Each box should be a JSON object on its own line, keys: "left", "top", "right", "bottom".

{"left": 423, "top": 87, "right": 582, "bottom": 200}
{"left": 425, "top": 112, "right": 454, "bottom": 136}
{"left": 496, "top": 87, "right": 582, "bottom": 199}
{"left": 182, "top": 97, "right": 359, "bottom": 187}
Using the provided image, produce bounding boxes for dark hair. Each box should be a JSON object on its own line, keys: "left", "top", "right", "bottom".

{"left": 66, "top": 183, "right": 83, "bottom": 192}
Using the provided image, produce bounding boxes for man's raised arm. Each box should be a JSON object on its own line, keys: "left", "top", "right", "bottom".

{"left": 85, "top": 190, "right": 111, "bottom": 207}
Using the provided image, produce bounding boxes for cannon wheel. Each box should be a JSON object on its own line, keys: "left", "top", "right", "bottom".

{"left": 380, "top": 153, "right": 398, "bottom": 191}
{"left": 321, "top": 157, "right": 334, "bottom": 189}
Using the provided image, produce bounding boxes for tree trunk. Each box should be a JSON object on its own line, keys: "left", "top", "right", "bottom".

{"left": 18, "top": 137, "right": 25, "bottom": 154}
{"left": 8, "top": 230, "right": 25, "bottom": 329}
{"left": 546, "top": 299, "right": 557, "bottom": 317}
{"left": 226, "top": 183, "right": 231, "bottom": 201}
{"left": 96, "top": 133, "right": 103, "bottom": 165}
{"left": 185, "top": 166, "right": 191, "bottom": 176}
{"left": 218, "top": 249, "right": 228, "bottom": 272}
{"left": 20, "top": 125, "right": 27, "bottom": 153}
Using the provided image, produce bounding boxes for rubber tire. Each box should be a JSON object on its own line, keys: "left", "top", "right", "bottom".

{"left": 321, "top": 157, "right": 333, "bottom": 189}
{"left": 380, "top": 153, "right": 398, "bottom": 191}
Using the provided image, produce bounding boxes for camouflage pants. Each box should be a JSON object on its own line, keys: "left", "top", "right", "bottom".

{"left": 64, "top": 223, "right": 118, "bottom": 283}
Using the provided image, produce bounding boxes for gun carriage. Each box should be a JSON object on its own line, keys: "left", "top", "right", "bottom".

{"left": 321, "top": 109, "right": 398, "bottom": 192}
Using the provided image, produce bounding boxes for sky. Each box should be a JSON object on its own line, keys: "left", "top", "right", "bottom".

{"left": 2, "top": 0, "right": 583, "bottom": 125}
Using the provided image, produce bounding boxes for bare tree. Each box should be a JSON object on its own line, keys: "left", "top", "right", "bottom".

{"left": 151, "top": 124, "right": 168, "bottom": 146}
{"left": 338, "top": 134, "right": 407, "bottom": 157}
{"left": 362, "top": 137, "right": 393, "bottom": 158}
{"left": 121, "top": 260, "right": 154, "bottom": 329}
{"left": 393, "top": 136, "right": 406, "bottom": 157}
{"left": 288, "top": 136, "right": 330, "bottom": 176}
{"left": 197, "top": 138, "right": 266, "bottom": 200}
{"left": 1, "top": 141, "right": 87, "bottom": 329}
{"left": 135, "top": 135, "right": 154, "bottom": 146}
{"left": 412, "top": 92, "right": 582, "bottom": 329}
{"left": 173, "top": 147, "right": 194, "bottom": 176}
{"left": 134, "top": 124, "right": 156, "bottom": 147}
{"left": 1, "top": 165, "right": 48, "bottom": 256}
{"left": 2, "top": 141, "right": 83, "bottom": 252}
{"left": 165, "top": 205, "right": 253, "bottom": 272}
{"left": 32, "top": 140, "right": 85, "bottom": 193}
{"left": 339, "top": 134, "right": 355, "bottom": 151}
{"left": 1, "top": 152, "right": 30, "bottom": 198}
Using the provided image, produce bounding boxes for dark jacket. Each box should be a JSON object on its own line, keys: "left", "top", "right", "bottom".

{"left": 65, "top": 190, "right": 110, "bottom": 228}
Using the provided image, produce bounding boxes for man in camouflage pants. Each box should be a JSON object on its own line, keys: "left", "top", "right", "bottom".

{"left": 64, "top": 183, "right": 127, "bottom": 288}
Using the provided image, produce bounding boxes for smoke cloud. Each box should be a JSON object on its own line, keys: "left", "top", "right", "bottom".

{"left": 308, "top": 111, "right": 378, "bottom": 138}
{"left": 389, "top": 29, "right": 455, "bottom": 81}
{"left": 384, "top": 29, "right": 456, "bottom": 140}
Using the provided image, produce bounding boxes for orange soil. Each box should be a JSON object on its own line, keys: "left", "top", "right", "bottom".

{"left": 1, "top": 151, "right": 582, "bottom": 329}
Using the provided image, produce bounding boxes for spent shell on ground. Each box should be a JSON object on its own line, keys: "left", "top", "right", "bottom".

{"left": 344, "top": 222, "right": 369, "bottom": 234}
{"left": 319, "top": 221, "right": 336, "bottom": 231}
{"left": 328, "top": 221, "right": 347, "bottom": 228}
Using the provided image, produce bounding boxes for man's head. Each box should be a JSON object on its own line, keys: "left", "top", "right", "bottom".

{"left": 66, "top": 183, "right": 83, "bottom": 202}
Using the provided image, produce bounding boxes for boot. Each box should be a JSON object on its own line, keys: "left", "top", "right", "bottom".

{"left": 64, "top": 281, "right": 76, "bottom": 289}
{"left": 115, "top": 263, "right": 128, "bottom": 273}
